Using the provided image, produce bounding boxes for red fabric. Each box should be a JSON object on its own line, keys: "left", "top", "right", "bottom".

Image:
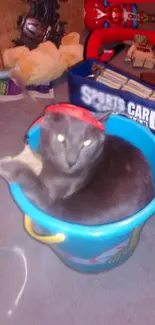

{"left": 31, "top": 104, "right": 105, "bottom": 131}
{"left": 86, "top": 27, "right": 155, "bottom": 62}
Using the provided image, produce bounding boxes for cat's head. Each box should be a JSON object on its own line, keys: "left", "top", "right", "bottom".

{"left": 39, "top": 110, "right": 111, "bottom": 174}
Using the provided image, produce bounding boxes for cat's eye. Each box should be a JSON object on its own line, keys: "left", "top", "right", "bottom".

{"left": 83, "top": 139, "right": 92, "bottom": 147}
{"left": 57, "top": 134, "right": 65, "bottom": 143}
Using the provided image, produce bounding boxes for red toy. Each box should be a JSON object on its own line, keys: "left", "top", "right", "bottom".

{"left": 84, "top": 0, "right": 155, "bottom": 31}
{"left": 85, "top": 28, "right": 155, "bottom": 63}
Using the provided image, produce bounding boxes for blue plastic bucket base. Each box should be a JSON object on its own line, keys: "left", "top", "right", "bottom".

{"left": 51, "top": 225, "right": 142, "bottom": 274}
{"left": 57, "top": 249, "right": 136, "bottom": 274}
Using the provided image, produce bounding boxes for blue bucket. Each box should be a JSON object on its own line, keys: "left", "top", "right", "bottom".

{"left": 9, "top": 115, "right": 155, "bottom": 273}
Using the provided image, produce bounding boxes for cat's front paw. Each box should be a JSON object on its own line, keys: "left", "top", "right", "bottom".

{"left": 0, "top": 157, "right": 25, "bottom": 182}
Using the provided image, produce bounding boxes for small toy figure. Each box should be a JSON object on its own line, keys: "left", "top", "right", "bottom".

{"left": 84, "top": 0, "right": 155, "bottom": 31}
{"left": 125, "top": 34, "right": 155, "bottom": 69}
{"left": 13, "top": 0, "right": 66, "bottom": 49}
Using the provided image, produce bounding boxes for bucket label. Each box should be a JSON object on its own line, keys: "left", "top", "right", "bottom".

{"left": 57, "top": 226, "right": 141, "bottom": 266}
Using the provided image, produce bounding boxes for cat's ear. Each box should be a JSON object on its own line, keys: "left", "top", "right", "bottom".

{"left": 41, "top": 112, "right": 64, "bottom": 128}
{"left": 40, "top": 113, "right": 53, "bottom": 129}
{"left": 95, "top": 111, "right": 113, "bottom": 123}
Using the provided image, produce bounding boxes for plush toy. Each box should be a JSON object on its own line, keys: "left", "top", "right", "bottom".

{"left": 3, "top": 32, "right": 84, "bottom": 86}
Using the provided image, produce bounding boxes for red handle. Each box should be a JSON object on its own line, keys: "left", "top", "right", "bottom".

{"left": 86, "top": 28, "right": 155, "bottom": 63}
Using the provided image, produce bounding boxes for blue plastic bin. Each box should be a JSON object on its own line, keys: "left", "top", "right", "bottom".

{"left": 9, "top": 115, "right": 155, "bottom": 273}
{"left": 67, "top": 59, "right": 155, "bottom": 134}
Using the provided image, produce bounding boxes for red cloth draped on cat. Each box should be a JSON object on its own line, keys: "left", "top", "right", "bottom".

{"left": 32, "top": 104, "right": 105, "bottom": 131}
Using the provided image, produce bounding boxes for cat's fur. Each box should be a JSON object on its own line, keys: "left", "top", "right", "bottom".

{"left": 0, "top": 111, "right": 154, "bottom": 225}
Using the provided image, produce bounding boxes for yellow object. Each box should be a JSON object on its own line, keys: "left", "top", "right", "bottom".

{"left": 24, "top": 215, "right": 65, "bottom": 244}
{"left": 3, "top": 32, "right": 84, "bottom": 86}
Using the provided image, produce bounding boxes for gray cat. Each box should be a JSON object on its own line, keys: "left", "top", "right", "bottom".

{"left": 0, "top": 111, "right": 154, "bottom": 225}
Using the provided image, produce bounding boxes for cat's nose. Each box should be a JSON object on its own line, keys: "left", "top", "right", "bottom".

{"left": 67, "top": 157, "right": 77, "bottom": 167}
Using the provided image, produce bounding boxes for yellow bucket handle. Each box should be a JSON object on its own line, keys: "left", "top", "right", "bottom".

{"left": 24, "top": 215, "right": 65, "bottom": 244}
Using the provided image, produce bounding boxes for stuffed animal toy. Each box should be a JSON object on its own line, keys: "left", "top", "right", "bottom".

{"left": 2, "top": 32, "right": 84, "bottom": 86}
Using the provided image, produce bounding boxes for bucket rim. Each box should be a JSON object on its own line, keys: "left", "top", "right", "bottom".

{"left": 9, "top": 182, "right": 155, "bottom": 237}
